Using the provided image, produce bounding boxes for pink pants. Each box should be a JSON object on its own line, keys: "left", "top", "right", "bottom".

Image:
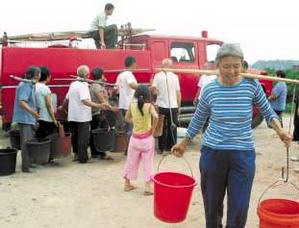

{"left": 123, "top": 133, "right": 155, "bottom": 182}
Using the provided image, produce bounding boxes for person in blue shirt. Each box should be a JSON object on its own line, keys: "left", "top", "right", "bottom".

{"left": 13, "top": 67, "right": 41, "bottom": 173}
{"left": 171, "top": 43, "right": 292, "bottom": 228}
{"left": 268, "top": 70, "right": 288, "bottom": 127}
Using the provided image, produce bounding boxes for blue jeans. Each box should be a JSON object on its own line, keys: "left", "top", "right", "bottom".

{"left": 200, "top": 146, "right": 256, "bottom": 228}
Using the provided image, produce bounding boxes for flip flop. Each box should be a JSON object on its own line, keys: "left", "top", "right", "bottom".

{"left": 124, "top": 185, "right": 137, "bottom": 192}
{"left": 143, "top": 191, "right": 154, "bottom": 196}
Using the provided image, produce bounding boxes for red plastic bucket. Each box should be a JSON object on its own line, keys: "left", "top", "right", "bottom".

{"left": 257, "top": 199, "right": 299, "bottom": 227}
{"left": 153, "top": 171, "right": 197, "bottom": 223}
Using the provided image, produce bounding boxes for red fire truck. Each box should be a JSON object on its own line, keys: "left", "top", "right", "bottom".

{"left": 0, "top": 30, "right": 270, "bottom": 131}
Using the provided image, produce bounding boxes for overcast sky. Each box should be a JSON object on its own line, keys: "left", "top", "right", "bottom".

{"left": 0, "top": 0, "right": 298, "bottom": 64}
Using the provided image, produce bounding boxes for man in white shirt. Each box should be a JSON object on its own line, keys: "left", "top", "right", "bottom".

{"left": 193, "top": 62, "right": 218, "bottom": 105}
{"left": 115, "top": 56, "right": 138, "bottom": 148}
{"left": 90, "top": 3, "right": 118, "bottom": 49}
{"left": 66, "top": 65, "right": 106, "bottom": 163}
{"left": 152, "top": 58, "right": 181, "bottom": 154}
{"left": 192, "top": 63, "right": 218, "bottom": 133}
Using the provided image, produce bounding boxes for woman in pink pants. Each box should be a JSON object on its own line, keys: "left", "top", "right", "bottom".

{"left": 123, "top": 85, "right": 158, "bottom": 195}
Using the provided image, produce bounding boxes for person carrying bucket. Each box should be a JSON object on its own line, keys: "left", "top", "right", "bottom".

{"left": 35, "top": 67, "right": 59, "bottom": 164}
{"left": 123, "top": 85, "right": 158, "bottom": 195}
{"left": 115, "top": 56, "right": 138, "bottom": 154}
{"left": 12, "top": 67, "right": 41, "bottom": 173}
{"left": 171, "top": 43, "right": 293, "bottom": 228}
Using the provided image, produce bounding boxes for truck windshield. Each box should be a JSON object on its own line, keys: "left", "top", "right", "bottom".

{"left": 170, "top": 42, "right": 195, "bottom": 63}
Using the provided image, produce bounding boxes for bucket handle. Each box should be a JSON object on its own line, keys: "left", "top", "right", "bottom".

{"left": 258, "top": 179, "right": 299, "bottom": 205}
{"left": 157, "top": 154, "right": 194, "bottom": 178}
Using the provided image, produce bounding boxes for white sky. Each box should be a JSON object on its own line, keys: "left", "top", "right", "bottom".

{"left": 0, "top": 0, "right": 298, "bottom": 64}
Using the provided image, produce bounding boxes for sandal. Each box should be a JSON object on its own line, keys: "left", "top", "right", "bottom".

{"left": 124, "top": 184, "right": 137, "bottom": 192}
{"left": 143, "top": 191, "right": 154, "bottom": 196}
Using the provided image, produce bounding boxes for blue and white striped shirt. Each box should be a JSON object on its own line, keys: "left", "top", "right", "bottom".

{"left": 186, "top": 79, "right": 278, "bottom": 150}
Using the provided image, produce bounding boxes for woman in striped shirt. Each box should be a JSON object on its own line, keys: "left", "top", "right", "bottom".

{"left": 172, "top": 43, "right": 292, "bottom": 228}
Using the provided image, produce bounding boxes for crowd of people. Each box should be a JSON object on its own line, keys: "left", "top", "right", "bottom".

{"left": 11, "top": 39, "right": 297, "bottom": 226}
{"left": 12, "top": 56, "right": 182, "bottom": 194}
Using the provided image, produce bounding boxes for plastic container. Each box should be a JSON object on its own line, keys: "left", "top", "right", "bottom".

{"left": 257, "top": 198, "right": 299, "bottom": 227}
{"left": 26, "top": 138, "right": 51, "bottom": 165}
{"left": 112, "top": 131, "right": 128, "bottom": 153}
{"left": 8, "top": 130, "right": 21, "bottom": 150}
{"left": 0, "top": 148, "right": 17, "bottom": 176}
{"left": 49, "top": 133, "right": 60, "bottom": 159}
{"left": 153, "top": 171, "right": 197, "bottom": 223}
{"left": 92, "top": 128, "right": 116, "bottom": 152}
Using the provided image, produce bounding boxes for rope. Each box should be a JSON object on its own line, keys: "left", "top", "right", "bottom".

{"left": 258, "top": 84, "right": 299, "bottom": 203}
{"left": 157, "top": 153, "right": 194, "bottom": 178}
{"left": 163, "top": 71, "right": 178, "bottom": 146}
{"left": 282, "top": 86, "right": 297, "bottom": 182}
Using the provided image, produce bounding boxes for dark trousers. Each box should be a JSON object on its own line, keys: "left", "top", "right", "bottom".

{"left": 35, "top": 120, "right": 58, "bottom": 161}
{"left": 200, "top": 146, "right": 256, "bottom": 228}
{"left": 158, "top": 107, "right": 178, "bottom": 151}
{"left": 19, "top": 124, "right": 35, "bottom": 170}
{"left": 90, "top": 25, "right": 118, "bottom": 49}
{"left": 90, "top": 114, "right": 108, "bottom": 157}
{"left": 69, "top": 121, "right": 90, "bottom": 163}
{"left": 35, "top": 120, "right": 57, "bottom": 139}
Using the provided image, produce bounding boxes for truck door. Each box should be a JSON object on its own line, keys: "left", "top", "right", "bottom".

{"left": 151, "top": 40, "right": 168, "bottom": 66}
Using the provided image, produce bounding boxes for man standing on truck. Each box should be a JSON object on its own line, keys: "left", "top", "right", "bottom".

{"left": 12, "top": 67, "right": 41, "bottom": 173}
{"left": 115, "top": 56, "right": 138, "bottom": 150}
{"left": 152, "top": 58, "right": 181, "bottom": 155}
{"left": 67, "top": 65, "right": 108, "bottom": 163}
{"left": 90, "top": 3, "right": 118, "bottom": 49}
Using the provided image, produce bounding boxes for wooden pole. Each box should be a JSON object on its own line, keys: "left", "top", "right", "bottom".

{"left": 155, "top": 68, "right": 299, "bottom": 85}
{"left": 10, "top": 75, "right": 35, "bottom": 83}
{"left": 67, "top": 75, "right": 150, "bottom": 87}
{"left": 68, "top": 75, "right": 113, "bottom": 86}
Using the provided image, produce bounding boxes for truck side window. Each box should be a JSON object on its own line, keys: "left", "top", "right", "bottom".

{"left": 171, "top": 42, "right": 195, "bottom": 63}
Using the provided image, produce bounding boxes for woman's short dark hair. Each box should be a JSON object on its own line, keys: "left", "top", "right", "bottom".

{"left": 125, "top": 56, "right": 136, "bottom": 68}
{"left": 39, "top": 67, "right": 51, "bottom": 82}
{"left": 276, "top": 70, "right": 286, "bottom": 78}
{"left": 92, "top": 68, "right": 104, "bottom": 80}
{"left": 134, "top": 85, "right": 151, "bottom": 116}
{"left": 25, "top": 66, "right": 41, "bottom": 80}
{"left": 105, "top": 3, "right": 114, "bottom": 11}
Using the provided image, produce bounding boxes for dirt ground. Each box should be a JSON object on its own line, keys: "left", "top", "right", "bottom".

{"left": 0, "top": 117, "right": 299, "bottom": 228}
